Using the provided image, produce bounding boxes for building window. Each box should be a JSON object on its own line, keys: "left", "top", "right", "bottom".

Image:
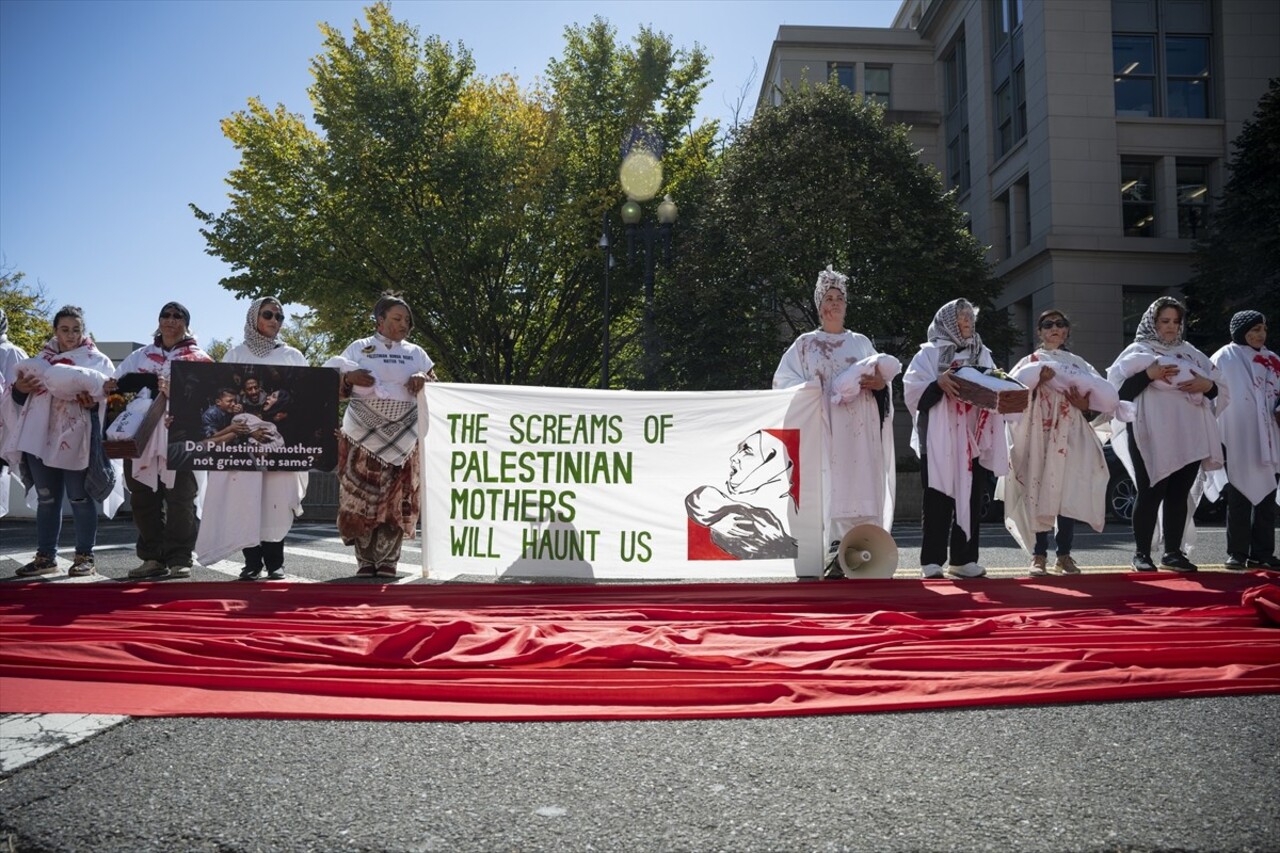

{"left": 1113, "top": 36, "right": 1156, "bottom": 115}
{"left": 829, "top": 62, "right": 855, "bottom": 92}
{"left": 996, "top": 192, "right": 1011, "bottom": 261}
{"left": 1121, "top": 160, "right": 1156, "bottom": 237}
{"left": 1165, "top": 37, "right": 1209, "bottom": 118}
{"left": 995, "top": 82, "right": 1013, "bottom": 156}
{"left": 1112, "top": 0, "right": 1212, "bottom": 118}
{"left": 1015, "top": 174, "right": 1030, "bottom": 250}
{"left": 864, "top": 66, "right": 890, "bottom": 106}
{"left": 947, "top": 128, "right": 971, "bottom": 195}
{"left": 991, "top": 0, "right": 1025, "bottom": 159}
{"left": 991, "top": 0, "right": 1023, "bottom": 51}
{"left": 1176, "top": 161, "right": 1209, "bottom": 238}
{"left": 944, "top": 34, "right": 969, "bottom": 194}
{"left": 945, "top": 37, "right": 967, "bottom": 106}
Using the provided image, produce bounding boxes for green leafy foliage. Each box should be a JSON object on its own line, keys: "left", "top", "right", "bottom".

{"left": 0, "top": 267, "right": 53, "bottom": 355}
{"left": 658, "top": 83, "right": 1007, "bottom": 390}
{"left": 1183, "top": 78, "right": 1280, "bottom": 347}
{"left": 193, "top": 4, "right": 716, "bottom": 387}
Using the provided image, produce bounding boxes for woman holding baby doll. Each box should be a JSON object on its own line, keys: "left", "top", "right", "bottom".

{"left": 1004, "top": 310, "right": 1113, "bottom": 577}
{"left": 331, "top": 293, "right": 437, "bottom": 579}
{"left": 773, "top": 266, "right": 897, "bottom": 578}
{"left": 3, "top": 305, "right": 116, "bottom": 577}
{"left": 1106, "top": 296, "right": 1224, "bottom": 572}
{"left": 904, "top": 298, "right": 1008, "bottom": 579}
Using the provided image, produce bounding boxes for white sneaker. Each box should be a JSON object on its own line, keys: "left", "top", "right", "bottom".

{"left": 947, "top": 562, "right": 987, "bottom": 578}
{"left": 921, "top": 563, "right": 944, "bottom": 579}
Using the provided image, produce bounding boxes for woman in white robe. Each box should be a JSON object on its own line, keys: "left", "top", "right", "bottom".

{"left": 773, "top": 266, "right": 897, "bottom": 578}
{"left": 194, "top": 297, "right": 308, "bottom": 579}
{"left": 1106, "top": 296, "right": 1225, "bottom": 573}
{"left": 3, "top": 306, "right": 116, "bottom": 577}
{"left": 0, "top": 308, "right": 29, "bottom": 518}
{"left": 1003, "top": 310, "right": 1112, "bottom": 576}
{"left": 903, "top": 298, "right": 1007, "bottom": 579}
{"left": 1209, "top": 310, "right": 1280, "bottom": 570}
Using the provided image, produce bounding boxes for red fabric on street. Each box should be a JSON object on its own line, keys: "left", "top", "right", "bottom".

{"left": 2, "top": 573, "right": 1279, "bottom": 720}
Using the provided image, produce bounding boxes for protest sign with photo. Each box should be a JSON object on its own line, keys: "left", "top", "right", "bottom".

{"left": 167, "top": 361, "right": 339, "bottom": 472}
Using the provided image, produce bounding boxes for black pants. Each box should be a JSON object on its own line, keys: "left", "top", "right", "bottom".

{"left": 1126, "top": 430, "right": 1199, "bottom": 556}
{"left": 125, "top": 460, "right": 199, "bottom": 567}
{"left": 1225, "top": 482, "right": 1277, "bottom": 560}
{"left": 243, "top": 540, "right": 285, "bottom": 572}
{"left": 920, "top": 457, "right": 987, "bottom": 567}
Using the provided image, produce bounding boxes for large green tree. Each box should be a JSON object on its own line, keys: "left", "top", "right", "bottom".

{"left": 192, "top": 3, "right": 715, "bottom": 387}
{"left": 657, "top": 84, "right": 1006, "bottom": 390}
{"left": 1183, "top": 78, "right": 1279, "bottom": 347}
{"left": 0, "top": 267, "right": 53, "bottom": 355}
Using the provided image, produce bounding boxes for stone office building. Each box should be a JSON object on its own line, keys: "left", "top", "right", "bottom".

{"left": 758, "top": 0, "right": 1278, "bottom": 368}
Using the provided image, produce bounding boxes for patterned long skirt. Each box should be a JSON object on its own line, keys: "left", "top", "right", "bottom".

{"left": 336, "top": 436, "right": 420, "bottom": 545}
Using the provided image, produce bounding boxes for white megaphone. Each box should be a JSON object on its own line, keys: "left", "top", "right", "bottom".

{"left": 835, "top": 524, "right": 899, "bottom": 579}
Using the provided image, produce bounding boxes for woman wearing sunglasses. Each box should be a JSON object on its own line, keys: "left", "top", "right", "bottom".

{"left": 105, "top": 302, "right": 213, "bottom": 579}
{"left": 195, "top": 297, "right": 308, "bottom": 580}
{"left": 1106, "top": 296, "right": 1224, "bottom": 572}
{"left": 1003, "top": 310, "right": 1113, "bottom": 577}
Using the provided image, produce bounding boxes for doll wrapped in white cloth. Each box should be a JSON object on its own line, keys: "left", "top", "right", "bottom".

{"left": 14, "top": 357, "right": 108, "bottom": 402}
{"left": 1009, "top": 357, "right": 1128, "bottom": 419}
{"left": 829, "top": 354, "right": 901, "bottom": 405}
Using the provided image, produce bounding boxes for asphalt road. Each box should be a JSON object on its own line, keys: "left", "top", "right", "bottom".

{"left": 2, "top": 518, "right": 1278, "bottom": 852}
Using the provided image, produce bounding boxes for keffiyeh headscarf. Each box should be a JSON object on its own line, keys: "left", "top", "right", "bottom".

{"left": 813, "top": 265, "right": 848, "bottom": 311}
{"left": 0, "top": 307, "right": 8, "bottom": 341}
{"left": 1133, "top": 296, "right": 1186, "bottom": 352}
{"left": 242, "top": 296, "right": 283, "bottom": 358}
{"left": 927, "top": 298, "right": 983, "bottom": 367}
{"left": 1229, "top": 310, "right": 1265, "bottom": 347}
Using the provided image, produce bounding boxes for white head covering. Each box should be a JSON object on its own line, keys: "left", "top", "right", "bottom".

{"left": 927, "top": 298, "right": 983, "bottom": 367}
{"left": 1133, "top": 296, "right": 1186, "bottom": 353}
{"left": 813, "top": 265, "right": 848, "bottom": 311}
{"left": 242, "top": 296, "right": 283, "bottom": 358}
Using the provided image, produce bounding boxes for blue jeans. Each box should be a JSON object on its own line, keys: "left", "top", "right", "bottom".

{"left": 26, "top": 453, "right": 98, "bottom": 556}
{"left": 1033, "top": 516, "right": 1076, "bottom": 556}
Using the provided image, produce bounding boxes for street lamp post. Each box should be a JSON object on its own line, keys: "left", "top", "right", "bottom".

{"left": 619, "top": 194, "right": 678, "bottom": 389}
{"left": 598, "top": 213, "right": 613, "bottom": 390}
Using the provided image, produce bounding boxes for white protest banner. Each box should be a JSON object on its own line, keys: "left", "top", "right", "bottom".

{"left": 420, "top": 382, "right": 825, "bottom": 580}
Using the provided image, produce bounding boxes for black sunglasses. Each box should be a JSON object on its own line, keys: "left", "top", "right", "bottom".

{"left": 1039, "top": 319, "right": 1069, "bottom": 330}
{"left": 158, "top": 312, "right": 185, "bottom": 320}
{"left": 259, "top": 310, "right": 283, "bottom": 321}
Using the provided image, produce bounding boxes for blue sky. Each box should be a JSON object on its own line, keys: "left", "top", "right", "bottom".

{"left": 1, "top": 0, "right": 901, "bottom": 348}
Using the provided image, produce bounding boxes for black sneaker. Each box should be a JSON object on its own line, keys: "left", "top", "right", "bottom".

{"left": 1246, "top": 555, "right": 1280, "bottom": 569}
{"left": 1131, "top": 552, "right": 1157, "bottom": 572}
{"left": 238, "top": 567, "right": 263, "bottom": 581}
{"left": 16, "top": 553, "right": 59, "bottom": 577}
{"left": 1224, "top": 555, "right": 1248, "bottom": 571}
{"left": 68, "top": 553, "right": 96, "bottom": 577}
{"left": 1160, "top": 551, "right": 1198, "bottom": 572}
